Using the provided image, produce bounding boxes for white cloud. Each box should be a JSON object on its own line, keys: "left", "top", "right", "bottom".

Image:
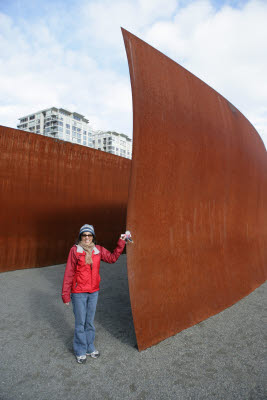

{"left": 143, "top": 0, "right": 267, "bottom": 147}
{"left": 78, "top": 0, "right": 178, "bottom": 57}
{"left": 0, "top": 10, "right": 132, "bottom": 134}
{"left": 0, "top": 0, "right": 266, "bottom": 149}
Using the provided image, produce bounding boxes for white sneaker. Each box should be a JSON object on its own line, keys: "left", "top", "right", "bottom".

{"left": 76, "top": 355, "right": 86, "bottom": 364}
{"left": 86, "top": 350, "right": 100, "bottom": 358}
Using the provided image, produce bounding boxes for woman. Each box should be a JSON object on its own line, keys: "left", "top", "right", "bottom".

{"left": 62, "top": 224, "right": 128, "bottom": 364}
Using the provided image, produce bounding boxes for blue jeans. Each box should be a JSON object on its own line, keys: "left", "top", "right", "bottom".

{"left": 71, "top": 291, "right": 99, "bottom": 356}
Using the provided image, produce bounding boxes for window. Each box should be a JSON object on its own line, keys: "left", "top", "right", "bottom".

{"left": 29, "top": 115, "right": 35, "bottom": 120}
{"left": 83, "top": 140, "right": 86, "bottom": 145}
{"left": 74, "top": 115, "right": 81, "bottom": 121}
{"left": 18, "top": 123, "right": 28, "bottom": 129}
{"left": 83, "top": 131, "right": 87, "bottom": 135}
{"left": 21, "top": 117, "right": 28, "bottom": 123}
{"left": 59, "top": 121, "right": 63, "bottom": 126}
{"left": 58, "top": 127, "right": 63, "bottom": 132}
{"left": 98, "top": 139, "right": 101, "bottom": 144}
{"left": 66, "top": 124, "right": 70, "bottom": 129}
{"left": 66, "top": 130, "right": 70, "bottom": 135}
{"left": 72, "top": 126, "right": 76, "bottom": 131}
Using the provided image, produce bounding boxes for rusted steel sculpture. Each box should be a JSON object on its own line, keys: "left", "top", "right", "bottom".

{"left": 122, "top": 29, "right": 267, "bottom": 350}
{"left": 0, "top": 126, "right": 131, "bottom": 272}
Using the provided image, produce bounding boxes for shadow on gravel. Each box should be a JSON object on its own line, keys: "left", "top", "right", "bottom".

{"left": 95, "top": 260, "right": 137, "bottom": 349}
{"left": 29, "top": 288, "right": 74, "bottom": 352}
{"left": 28, "top": 266, "right": 74, "bottom": 352}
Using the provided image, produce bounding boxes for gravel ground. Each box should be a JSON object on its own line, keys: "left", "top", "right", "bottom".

{"left": 0, "top": 255, "right": 266, "bottom": 400}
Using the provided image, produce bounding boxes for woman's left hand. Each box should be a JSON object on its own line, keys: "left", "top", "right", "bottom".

{"left": 120, "top": 231, "right": 133, "bottom": 243}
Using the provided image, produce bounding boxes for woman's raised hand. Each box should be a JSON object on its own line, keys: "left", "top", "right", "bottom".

{"left": 120, "top": 231, "right": 133, "bottom": 243}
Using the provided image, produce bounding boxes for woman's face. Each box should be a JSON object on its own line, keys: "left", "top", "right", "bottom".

{"left": 81, "top": 231, "right": 94, "bottom": 245}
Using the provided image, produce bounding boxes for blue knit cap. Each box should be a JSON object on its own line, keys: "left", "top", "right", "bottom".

{"left": 79, "top": 224, "right": 95, "bottom": 237}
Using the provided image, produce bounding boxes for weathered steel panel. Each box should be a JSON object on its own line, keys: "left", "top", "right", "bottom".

{"left": 0, "top": 126, "right": 131, "bottom": 272}
{"left": 122, "top": 29, "right": 267, "bottom": 350}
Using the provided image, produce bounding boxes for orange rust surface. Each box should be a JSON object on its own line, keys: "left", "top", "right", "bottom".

{"left": 0, "top": 126, "right": 131, "bottom": 272}
{"left": 122, "top": 29, "right": 267, "bottom": 351}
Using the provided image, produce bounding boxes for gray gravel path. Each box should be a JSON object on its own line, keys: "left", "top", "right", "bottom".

{"left": 0, "top": 255, "right": 266, "bottom": 400}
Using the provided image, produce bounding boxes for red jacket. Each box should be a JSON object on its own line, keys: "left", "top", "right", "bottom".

{"left": 62, "top": 239, "right": 125, "bottom": 303}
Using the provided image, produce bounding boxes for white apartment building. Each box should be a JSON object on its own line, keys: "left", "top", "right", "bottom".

{"left": 17, "top": 107, "right": 93, "bottom": 148}
{"left": 92, "top": 131, "right": 132, "bottom": 159}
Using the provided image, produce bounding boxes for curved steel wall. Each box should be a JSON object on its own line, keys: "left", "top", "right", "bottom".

{"left": 122, "top": 29, "right": 267, "bottom": 350}
{"left": 0, "top": 126, "right": 131, "bottom": 272}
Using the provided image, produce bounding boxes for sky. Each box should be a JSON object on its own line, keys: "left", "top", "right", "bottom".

{"left": 0, "top": 0, "right": 266, "bottom": 149}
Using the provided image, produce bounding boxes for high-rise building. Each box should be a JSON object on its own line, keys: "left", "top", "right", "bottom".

{"left": 17, "top": 107, "right": 132, "bottom": 158}
{"left": 17, "top": 107, "right": 93, "bottom": 147}
{"left": 92, "top": 130, "right": 132, "bottom": 159}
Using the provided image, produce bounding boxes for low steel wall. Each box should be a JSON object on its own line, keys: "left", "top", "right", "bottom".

{"left": 0, "top": 126, "right": 131, "bottom": 272}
